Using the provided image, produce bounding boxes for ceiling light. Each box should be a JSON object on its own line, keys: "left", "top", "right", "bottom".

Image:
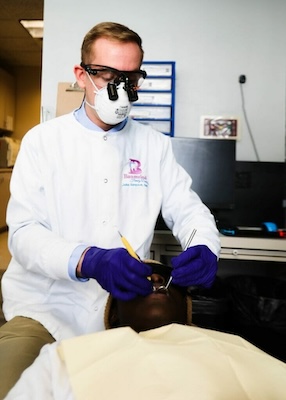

{"left": 20, "top": 20, "right": 44, "bottom": 39}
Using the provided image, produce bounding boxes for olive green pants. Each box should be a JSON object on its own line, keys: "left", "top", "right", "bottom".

{"left": 0, "top": 316, "right": 55, "bottom": 399}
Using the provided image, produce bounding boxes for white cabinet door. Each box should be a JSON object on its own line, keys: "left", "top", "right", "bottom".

{"left": 0, "top": 68, "right": 15, "bottom": 131}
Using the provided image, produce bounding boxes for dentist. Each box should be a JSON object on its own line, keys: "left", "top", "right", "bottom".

{"left": 0, "top": 21, "right": 220, "bottom": 397}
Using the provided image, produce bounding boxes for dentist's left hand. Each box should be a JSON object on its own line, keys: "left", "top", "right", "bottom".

{"left": 171, "top": 245, "right": 218, "bottom": 288}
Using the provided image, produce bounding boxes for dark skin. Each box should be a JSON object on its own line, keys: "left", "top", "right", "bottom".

{"left": 110, "top": 264, "right": 188, "bottom": 332}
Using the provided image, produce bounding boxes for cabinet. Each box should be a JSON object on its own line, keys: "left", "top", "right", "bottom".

{"left": 130, "top": 62, "right": 175, "bottom": 136}
{"left": 0, "top": 68, "right": 15, "bottom": 132}
{"left": 0, "top": 169, "right": 12, "bottom": 230}
{"left": 151, "top": 231, "right": 286, "bottom": 263}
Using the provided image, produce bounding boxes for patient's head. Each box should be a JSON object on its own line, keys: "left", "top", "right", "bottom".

{"left": 104, "top": 260, "right": 192, "bottom": 332}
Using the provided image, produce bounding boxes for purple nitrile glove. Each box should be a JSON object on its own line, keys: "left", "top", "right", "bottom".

{"left": 171, "top": 245, "right": 218, "bottom": 288}
{"left": 81, "top": 247, "right": 152, "bottom": 301}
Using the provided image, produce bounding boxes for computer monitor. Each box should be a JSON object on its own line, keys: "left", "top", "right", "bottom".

{"left": 171, "top": 137, "right": 236, "bottom": 211}
{"left": 215, "top": 161, "right": 286, "bottom": 229}
{"left": 155, "top": 137, "right": 236, "bottom": 230}
{"left": 232, "top": 161, "right": 285, "bottom": 227}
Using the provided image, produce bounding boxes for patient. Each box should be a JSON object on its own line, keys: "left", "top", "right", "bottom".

{"left": 5, "top": 261, "right": 286, "bottom": 400}
{"left": 105, "top": 260, "right": 191, "bottom": 331}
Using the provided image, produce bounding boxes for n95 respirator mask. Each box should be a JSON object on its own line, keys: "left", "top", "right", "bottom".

{"left": 85, "top": 73, "right": 132, "bottom": 125}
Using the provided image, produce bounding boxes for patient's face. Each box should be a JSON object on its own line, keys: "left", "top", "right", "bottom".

{"left": 115, "top": 263, "right": 187, "bottom": 332}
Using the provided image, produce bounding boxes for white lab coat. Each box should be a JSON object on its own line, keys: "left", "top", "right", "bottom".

{"left": 2, "top": 114, "right": 220, "bottom": 340}
{"left": 5, "top": 324, "right": 286, "bottom": 400}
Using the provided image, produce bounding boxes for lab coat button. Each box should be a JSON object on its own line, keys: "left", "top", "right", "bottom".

{"left": 104, "top": 178, "right": 108, "bottom": 183}
{"left": 103, "top": 136, "right": 107, "bottom": 141}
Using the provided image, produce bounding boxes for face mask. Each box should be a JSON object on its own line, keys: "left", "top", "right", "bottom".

{"left": 85, "top": 73, "right": 132, "bottom": 125}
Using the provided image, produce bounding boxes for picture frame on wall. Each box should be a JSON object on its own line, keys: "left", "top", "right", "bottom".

{"left": 200, "top": 115, "right": 240, "bottom": 140}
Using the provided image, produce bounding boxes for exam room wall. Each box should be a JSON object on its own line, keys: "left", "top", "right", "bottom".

{"left": 41, "top": 0, "right": 286, "bottom": 162}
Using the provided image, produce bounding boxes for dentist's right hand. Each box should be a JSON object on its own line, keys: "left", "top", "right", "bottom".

{"left": 77, "top": 247, "right": 152, "bottom": 301}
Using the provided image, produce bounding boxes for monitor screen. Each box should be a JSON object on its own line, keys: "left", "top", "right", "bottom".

{"left": 214, "top": 161, "right": 286, "bottom": 229}
{"left": 171, "top": 137, "right": 236, "bottom": 211}
{"left": 231, "top": 161, "right": 285, "bottom": 227}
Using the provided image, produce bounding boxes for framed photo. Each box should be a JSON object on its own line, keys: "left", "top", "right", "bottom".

{"left": 200, "top": 115, "right": 240, "bottom": 140}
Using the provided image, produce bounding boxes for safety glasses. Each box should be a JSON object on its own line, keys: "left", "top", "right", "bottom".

{"left": 80, "top": 62, "right": 147, "bottom": 89}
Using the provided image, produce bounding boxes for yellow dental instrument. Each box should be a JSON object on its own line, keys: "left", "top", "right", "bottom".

{"left": 118, "top": 231, "right": 141, "bottom": 261}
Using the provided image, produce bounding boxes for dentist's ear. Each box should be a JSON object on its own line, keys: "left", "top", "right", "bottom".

{"left": 73, "top": 64, "right": 87, "bottom": 90}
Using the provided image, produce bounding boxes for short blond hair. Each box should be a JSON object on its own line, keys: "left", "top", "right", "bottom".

{"left": 81, "top": 21, "right": 144, "bottom": 64}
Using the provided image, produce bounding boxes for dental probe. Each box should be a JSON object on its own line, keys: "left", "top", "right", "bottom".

{"left": 184, "top": 228, "right": 197, "bottom": 251}
{"left": 164, "top": 276, "right": 173, "bottom": 290}
{"left": 165, "top": 228, "right": 197, "bottom": 290}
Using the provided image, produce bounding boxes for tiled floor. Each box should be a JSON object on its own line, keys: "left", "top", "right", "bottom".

{"left": 0, "top": 230, "right": 10, "bottom": 270}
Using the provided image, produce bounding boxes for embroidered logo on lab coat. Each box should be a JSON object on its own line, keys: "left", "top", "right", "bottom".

{"left": 129, "top": 159, "right": 142, "bottom": 174}
{"left": 122, "top": 158, "right": 148, "bottom": 187}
